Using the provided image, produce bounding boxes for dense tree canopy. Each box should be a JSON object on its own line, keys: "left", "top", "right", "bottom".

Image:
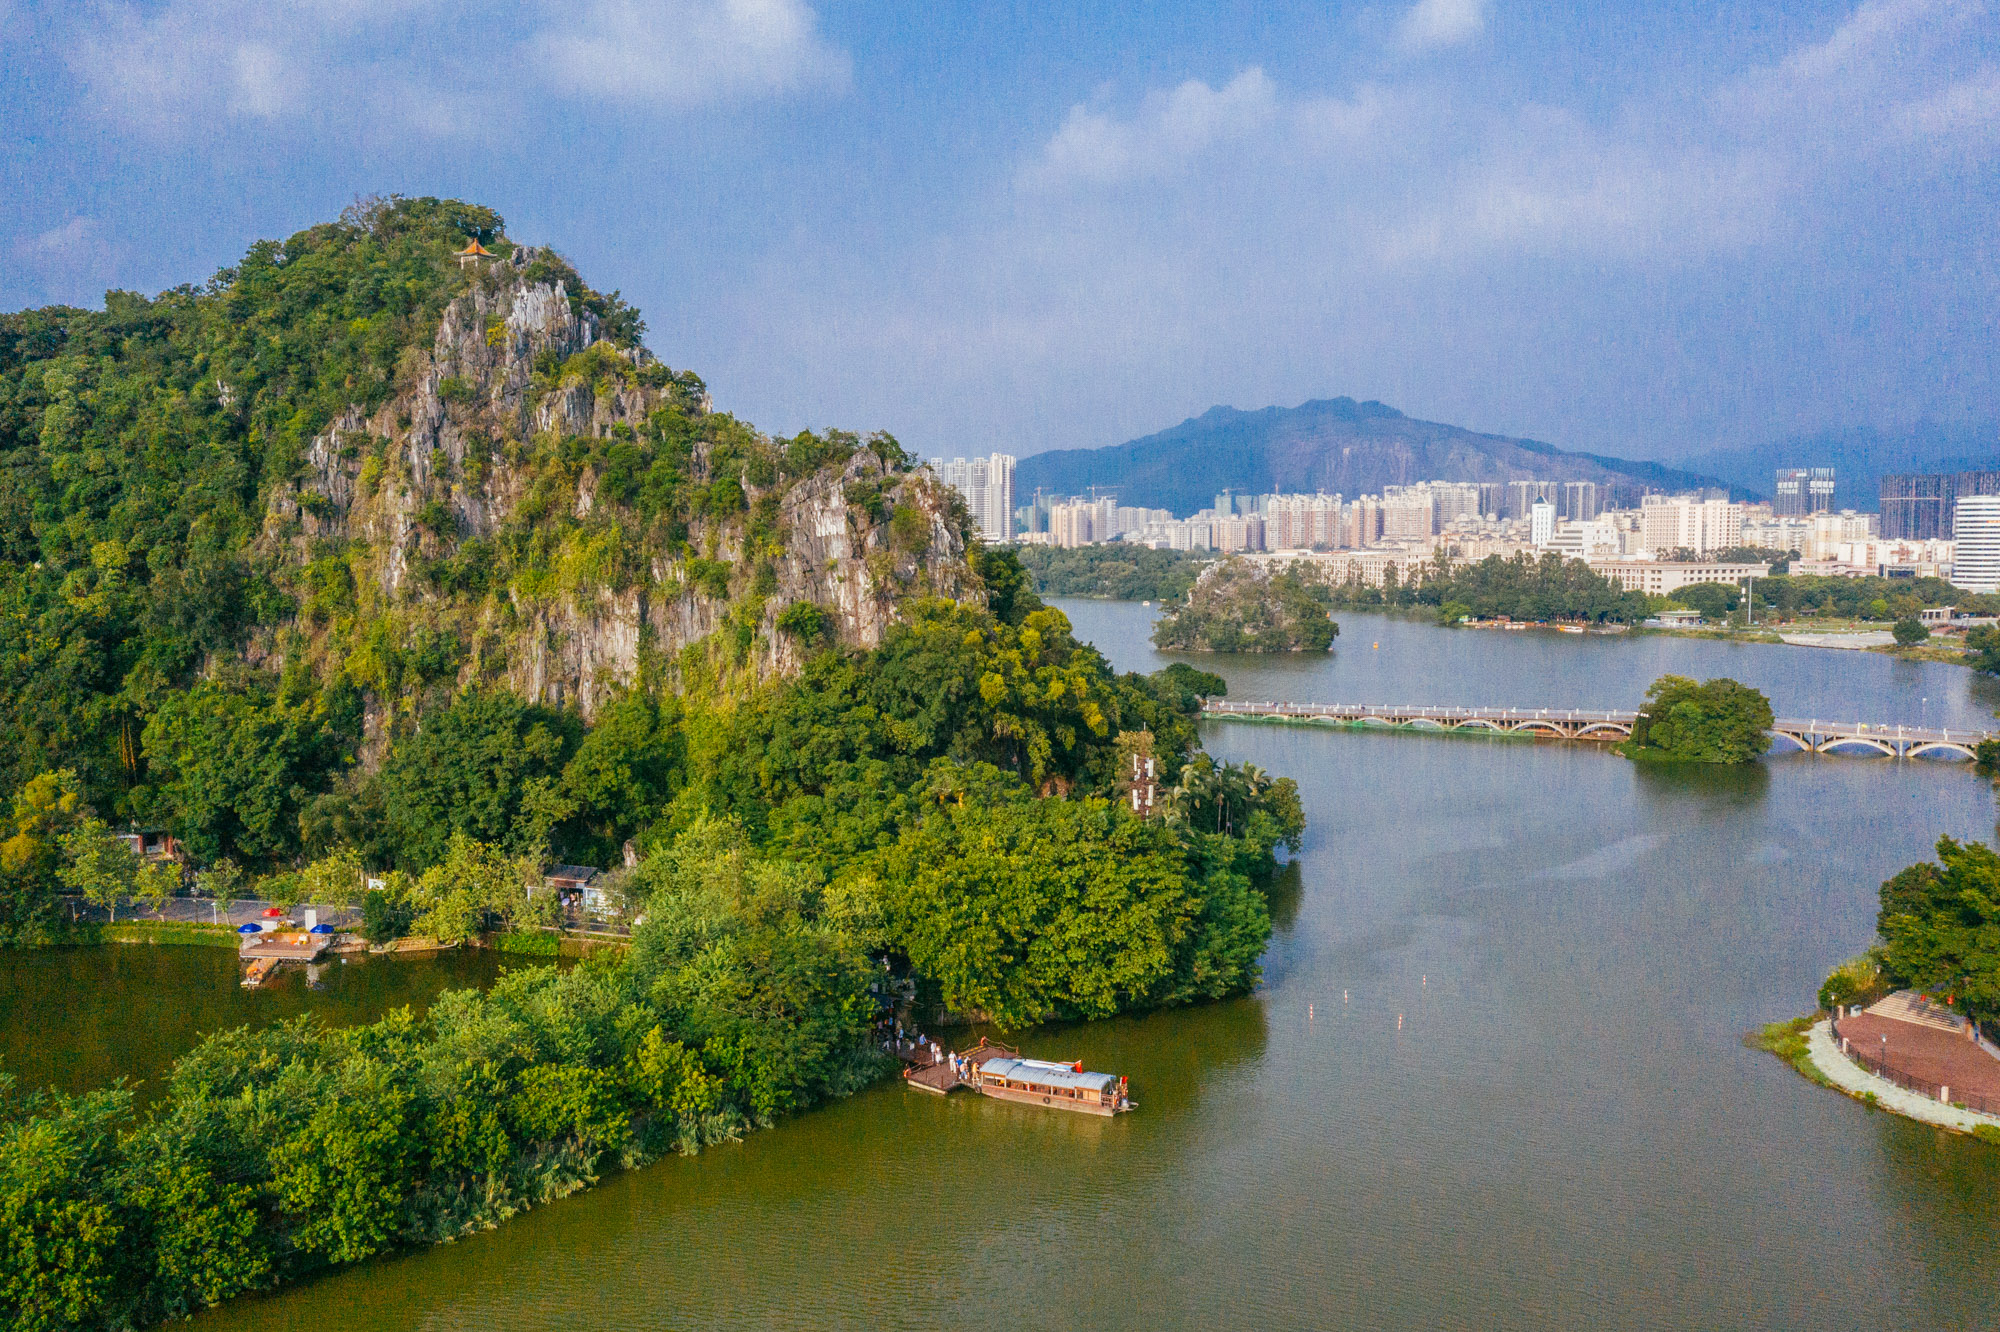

{"left": 0, "top": 203, "right": 1308, "bottom": 1331}
{"left": 1871, "top": 837, "right": 2000, "bottom": 1031}
{"left": 1625, "top": 675, "right": 1774, "bottom": 764}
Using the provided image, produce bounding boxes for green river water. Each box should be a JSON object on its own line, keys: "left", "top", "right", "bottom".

{"left": 12, "top": 601, "right": 2000, "bottom": 1328}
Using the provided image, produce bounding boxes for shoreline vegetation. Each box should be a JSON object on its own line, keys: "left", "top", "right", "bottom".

{"left": 1619, "top": 676, "right": 1775, "bottom": 765}
{"left": 1038, "top": 544, "right": 1997, "bottom": 669}
{"left": 0, "top": 200, "right": 1306, "bottom": 1331}
{"left": 1015, "top": 545, "right": 1208, "bottom": 602}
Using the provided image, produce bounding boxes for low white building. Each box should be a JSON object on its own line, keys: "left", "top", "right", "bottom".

{"left": 1587, "top": 560, "right": 1770, "bottom": 597}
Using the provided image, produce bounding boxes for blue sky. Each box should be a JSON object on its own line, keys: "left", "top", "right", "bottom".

{"left": 3, "top": 1, "right": 1996, "bottom": 463}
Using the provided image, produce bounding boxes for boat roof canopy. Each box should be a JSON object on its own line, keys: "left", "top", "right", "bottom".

{"left": 981, "top": 1057, "right": 1119, "bottom": 1093}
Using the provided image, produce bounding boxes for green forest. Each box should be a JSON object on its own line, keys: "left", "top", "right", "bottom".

{"left": 0, "top": 200, "right": 1305, "bottom": 1330}
{"left": 1013, "top": 544, "right": 1208, "bottom": 601}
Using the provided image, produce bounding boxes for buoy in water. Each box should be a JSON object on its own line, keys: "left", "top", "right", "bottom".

{"left": 1372, "top": 642, "right": 1379, "bottom": 649}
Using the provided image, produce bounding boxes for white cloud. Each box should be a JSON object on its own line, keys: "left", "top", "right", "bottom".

{"left": 1020, "top": 69, "right": 1279, "bottom": 189}
{"left": 1013, "top": 0, "right": 1999, "bottom": 267}
{"left": 716, "top": 0, "right": 2000, "bottom": 463}
{"left": 1893, "top": 64, "right": 2000, "bottom": 140}
{"left": 68, "top": 0, "right": 848, "bottom": 134}
{"left": 534, "top": 0, "right": 848, "bottom": 105}
{"left": 1397, "top": 0, "right": 1487, "bottom": 53}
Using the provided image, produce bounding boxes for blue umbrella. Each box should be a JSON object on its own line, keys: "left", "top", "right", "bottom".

{"left": 236, "top": 922, "right": 261, "bottom": 934}
{"left": 308, "top": 923, "right": 334, "bottom": 934}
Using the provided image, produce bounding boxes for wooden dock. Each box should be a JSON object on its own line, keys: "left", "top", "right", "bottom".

{"left": 239, "top": 932, "right": 334, "bottom": 961}
{"left": 903, "top": 1039, "right": 1016, "bottom": 1095}
{"left": 239, "top": 931, "right": 336, "bottom": 987}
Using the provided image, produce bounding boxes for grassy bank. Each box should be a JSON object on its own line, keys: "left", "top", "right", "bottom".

{"left": 1747, "top": 1015, "right": 1833, "bottom": 1087}
{"left": 96, "top": 920, "right": 242, "bottom": 949}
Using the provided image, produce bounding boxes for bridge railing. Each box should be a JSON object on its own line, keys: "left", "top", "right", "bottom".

{"left": 1199, "top": 701, "right": 1995, "bottom": 751}
{"left": 1198, "top": 700, "right": 1636, "bottom": 723}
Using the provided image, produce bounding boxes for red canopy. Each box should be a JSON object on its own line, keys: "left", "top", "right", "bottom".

{"left": 262, "top": 907, "right": 282, "bottom": 918}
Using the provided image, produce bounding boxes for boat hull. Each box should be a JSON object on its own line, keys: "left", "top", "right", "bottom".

{"left": 977, "top": 1084, "right": 1124, "bottom": 1116}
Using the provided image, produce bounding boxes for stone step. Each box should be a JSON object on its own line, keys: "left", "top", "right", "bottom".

{"left": 1866, "top": 990, "right": 1967, "bottom": 1034}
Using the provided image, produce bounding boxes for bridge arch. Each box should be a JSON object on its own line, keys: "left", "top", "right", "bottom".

{"left": 1816, "top": 736, "right": 1900, "bottom": 758}
{"left": 1908, "top": 740, "right": 1978, "bottom": 760}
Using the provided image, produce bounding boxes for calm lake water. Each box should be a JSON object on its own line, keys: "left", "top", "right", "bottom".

{"left": 19, "top": 603, "right": 2000, "bottom": 1329}
{"left": 0, "top": 945, "right": 529, "bottom": 1102}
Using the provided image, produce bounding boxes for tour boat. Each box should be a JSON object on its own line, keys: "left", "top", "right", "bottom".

{"left": 973, "top": 1056, "right": 1133, "bottom": 1116}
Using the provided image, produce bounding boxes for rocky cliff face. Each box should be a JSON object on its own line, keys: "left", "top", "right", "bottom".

{"left": 258, "top": 245, "right": 977, "bottom": 728}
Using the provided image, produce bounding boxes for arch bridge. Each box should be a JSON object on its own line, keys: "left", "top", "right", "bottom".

{"left": 1199, "top": 700, "right": 1993, "bottom": 760}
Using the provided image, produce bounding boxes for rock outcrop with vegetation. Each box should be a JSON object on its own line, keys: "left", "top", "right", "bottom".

{"left": 0, "top": 199, "right": 1311, "bottom": 1331}
{"left": 1151, "top": 558, "right": 1338, "bottom": 652}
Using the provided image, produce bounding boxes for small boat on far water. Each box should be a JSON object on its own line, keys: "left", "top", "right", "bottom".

{"left": 1558, "top": 624, "right": 1585, "bottom": 634}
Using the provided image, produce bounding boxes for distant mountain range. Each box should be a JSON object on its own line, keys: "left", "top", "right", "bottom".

{"left": 1015, "top": 398, "right": 1734, "bottom": 516}
{"left": 1015, "top": 400, "right": 2000, "bottom": 516}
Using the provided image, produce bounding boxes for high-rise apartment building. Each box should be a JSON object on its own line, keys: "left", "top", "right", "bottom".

{"left": 1880, "top": 471, "right": 2000, "bottom": 540}
{"left": 1880, "top": 473, "right": 1950, "bottom": 539}
{"left": 1640, "top": 495, "right": 1743, "bottom": 555}
{"left": 1349, "top": 497, "right": 1383, "bottom": 547}
{"left": 1380, "top": 487, "right": 1437, "bottom": 540}
{"left": 1530, "top": 500, "right": 1556, "bottom": 547}
{"left": 1773, "top": 467, "right": 1835, "bottom": 517}
{"left": 1431, "top": 483, "right": 1484, "bottom": 525}
{"left": 1506, "top": 479, "right": 1555, "bottom": 519}
{"left": 1952, "top": 495, "right": 2000, "bottom": 592}
{"left": 930, "top": 453, "right": 1016, "bottom": 541}
{"left": 1559, "top": 481, "right": 1601, "bottom": 522}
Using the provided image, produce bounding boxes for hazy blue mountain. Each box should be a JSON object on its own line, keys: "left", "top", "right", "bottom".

{"left": 1015, "top": 398, "right": 1732, "bottom": 516}
{"left": 1673, "top": 421, "right": 2000, "bottom": 512}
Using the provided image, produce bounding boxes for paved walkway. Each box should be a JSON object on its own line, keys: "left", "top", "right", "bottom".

{"left": 65, "top": 895, "right": 359, "bottom": 929}
{"left": 1833, "top": 1011, "right": 2000, "bottom": 1106}
{"left": 1805, "top": 1021, "right": 2000, "bottom": 1132}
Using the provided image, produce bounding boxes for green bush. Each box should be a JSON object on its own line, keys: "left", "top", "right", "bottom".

{"left": 1892, "top": 616, "right": 1930, "bottom": 646}
{"left": 1818, "top": 954, "right": 1887, "bottom": 1012}
{"left": 359, "top": 888, "right": 413, "bottom": 945}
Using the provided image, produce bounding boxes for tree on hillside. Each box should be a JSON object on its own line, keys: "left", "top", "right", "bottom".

{"left": 1625, "top": 675, "right": 1774, "bottom": 764}
{"left": 377, "top": 689, "right": 580, "bottom": 872}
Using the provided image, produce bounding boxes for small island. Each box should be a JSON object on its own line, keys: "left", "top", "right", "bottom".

{"left": 1151, "top": 558, "right": 1339, "bottom": 653}
{"left": 1621, "top": 674, "right": 1774, "bottom": 764}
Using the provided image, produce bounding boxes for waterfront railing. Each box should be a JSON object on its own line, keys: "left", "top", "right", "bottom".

{"left": 1833, "top": 1025, "right": 2000, "bottom": 1118}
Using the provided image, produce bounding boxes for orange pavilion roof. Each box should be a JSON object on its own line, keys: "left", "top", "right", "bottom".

{"left": 457, "top": 240, "right": 493, "bottom": 257}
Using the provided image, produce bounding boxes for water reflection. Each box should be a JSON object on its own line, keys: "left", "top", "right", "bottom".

{"left": 0, "top": 945, "right": 537, "bottom": 1101}
{"left": 1630, "top": 754, "right": 1773, "bottom": 810}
